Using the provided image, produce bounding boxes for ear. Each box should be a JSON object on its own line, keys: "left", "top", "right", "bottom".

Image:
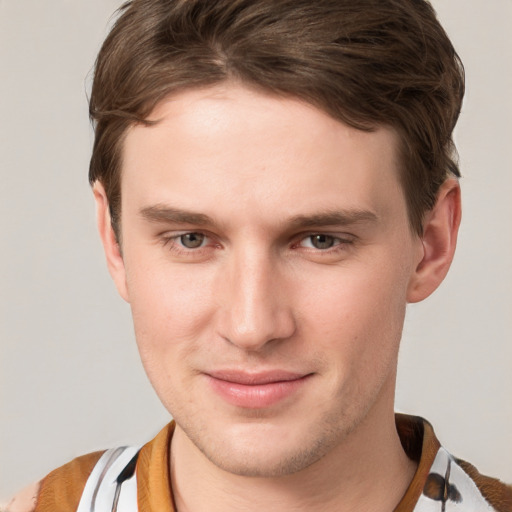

{"left": 93, "top": 181, "right": 129, "bottom": 302}
{"left": 407, "top": 179, "right": 461, "bottom": 303}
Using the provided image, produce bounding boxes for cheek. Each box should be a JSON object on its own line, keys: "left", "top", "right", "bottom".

{"left": 301, "top": 262, "right": 409, "bottom": 376}
{"left": 123, "top": 256, "right": 217, "bottom": 383}
{"left": 126, "top": 248, "right": 213, "bottom": 328}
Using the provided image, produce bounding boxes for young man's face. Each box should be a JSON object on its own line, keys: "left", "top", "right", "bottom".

{"left": 98, "top": 84, "right": 427, "bottom": 477}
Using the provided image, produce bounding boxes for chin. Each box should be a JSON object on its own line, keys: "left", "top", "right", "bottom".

{"left": 202, "top": 439, "right": 329, "bottom": 478}
{"left": 189, "top": 415, "right": 349, "bottom": 478}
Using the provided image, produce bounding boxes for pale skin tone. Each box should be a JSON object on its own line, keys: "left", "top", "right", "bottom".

{"left": 8, "top": 84, "right": 460, "bottom": 511}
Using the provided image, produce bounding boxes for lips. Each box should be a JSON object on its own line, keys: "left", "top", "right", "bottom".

{"left": 205, "top": 370, "right": 312, "bottom": 408}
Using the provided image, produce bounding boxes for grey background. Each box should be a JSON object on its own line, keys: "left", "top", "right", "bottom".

{"left": 1, "top": 0, "right": 511, "bottom": 501}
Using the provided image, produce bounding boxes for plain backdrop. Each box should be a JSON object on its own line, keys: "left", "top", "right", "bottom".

{"left": 1, "top": 0, "right": 511, "bottom": 501}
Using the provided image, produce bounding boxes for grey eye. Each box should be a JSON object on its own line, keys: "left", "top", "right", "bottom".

{"left": 310, "top": 234, "right": 335, "bottom": 249}
{"left": 180, "top": 233, "right": 205, "bottom": 248}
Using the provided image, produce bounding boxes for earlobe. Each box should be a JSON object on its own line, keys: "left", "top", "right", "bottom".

{"left": 93, "top": 181, "right": 129, "bottom": 302}
{"left": 407, "top": 179, "right": 462, "bottom": 303}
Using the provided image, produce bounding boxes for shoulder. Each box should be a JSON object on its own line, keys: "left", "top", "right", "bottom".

{"left": 396, "top": 415, "right": 512, "bottom": 511}
{"left": 3, "top": 481, "right": 40, "bottom": 512}
{"left": 4, "top": 451, "right": 105, "bottom": 512}
{"left": 422, "top": 447, "right": 512, "bottom": 512}
{"left": 454, "top": 456, "right": 512, "bottom": 512}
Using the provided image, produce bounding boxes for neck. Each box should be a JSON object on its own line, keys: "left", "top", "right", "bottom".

{"left": 170, "top": 388, "right": 416, "bottom": 512}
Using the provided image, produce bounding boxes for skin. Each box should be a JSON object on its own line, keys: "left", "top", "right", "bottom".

{"left": 92, "top": 84, "right": 460, "bottom": 511}
{"left": 4, "top": 483, "right": 39, "bottom": 512}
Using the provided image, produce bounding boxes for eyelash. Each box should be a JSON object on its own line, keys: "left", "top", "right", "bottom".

{"left": 159, "top": 232, "right": 355, "bottom": 258}
{"left": 160, "top": 232, "right": 214, "bottom": 256}
{"left": 294, "top": 233, "right": 354, "bottom": 251}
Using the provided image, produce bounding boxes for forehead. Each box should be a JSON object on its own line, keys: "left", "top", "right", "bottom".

{"left": 120, "top": 84, "right": 405, "bottom": 227}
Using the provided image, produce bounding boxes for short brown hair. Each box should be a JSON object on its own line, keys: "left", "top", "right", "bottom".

{"left": 89, "top": 0, "right": 464, "bottom": 236}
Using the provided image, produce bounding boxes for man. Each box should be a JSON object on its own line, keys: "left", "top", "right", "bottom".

{"left": 6, "top": 0, "right": 511, "bottom": 511}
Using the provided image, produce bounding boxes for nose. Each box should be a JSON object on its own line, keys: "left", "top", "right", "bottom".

{"left": 217, "top": 247, "right": 296, "bottom": 352}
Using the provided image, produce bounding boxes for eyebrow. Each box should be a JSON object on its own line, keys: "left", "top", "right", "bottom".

{"left": 140, "top": 205, "right": 215, "bottom": 225}
{"left": 287, "top": 210, "right": 378, "bottom": 229}
{"left": 139, "top": 204, "right": 378, "bottom": 229}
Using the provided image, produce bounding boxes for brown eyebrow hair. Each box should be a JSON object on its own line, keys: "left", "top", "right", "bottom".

{"left": 287, "top": 210, "right": 378, "bottom": 229}
{"left": 139, "top": 204, "right": 378, "bottom": 229}
{"left": 140, "top": 205, "right": 215, "bottom": 226}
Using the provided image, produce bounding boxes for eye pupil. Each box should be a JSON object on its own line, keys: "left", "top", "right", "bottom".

{"left": 311, "top": 234, "right": 334, "bottom": 249}
{"left": 180, "top": 233, "right": 204, "bottom": 248}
